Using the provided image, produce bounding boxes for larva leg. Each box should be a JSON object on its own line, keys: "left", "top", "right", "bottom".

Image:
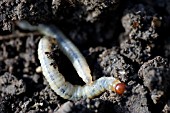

{"left": 17, "top": 21, "right": 92, "bottom": 84}
{"left": 38, "top": 37, "right": 126, "bottom": 101}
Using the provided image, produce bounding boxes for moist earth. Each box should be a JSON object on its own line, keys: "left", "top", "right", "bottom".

{"left": 0, "top": 0, "right": 170, "bottom": 113}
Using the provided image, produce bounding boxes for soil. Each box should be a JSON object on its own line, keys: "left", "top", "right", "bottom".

{"left": 0, "top": 0, "right": 170, "bottom": 113}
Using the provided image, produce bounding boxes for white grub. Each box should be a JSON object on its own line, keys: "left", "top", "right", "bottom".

{"left": 17, "top": 21, "right": 92, "bottom": 84}
{"left": 38, "top": 37, "right": 122, "bottom": 101}
{"left": 17, "top": 21, "right": 125, "bottom": 100}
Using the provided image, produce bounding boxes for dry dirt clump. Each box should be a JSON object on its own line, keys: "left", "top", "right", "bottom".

{"left": 138, "top": 56, "right": 170, "bottom": 104}
{"left": 120, "top": 4, "right": 161, "bottom": 64}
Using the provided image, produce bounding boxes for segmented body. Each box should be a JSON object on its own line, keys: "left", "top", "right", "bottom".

{"left": 38, "top": 37, "right": 121, "bottom": 100}
{"left": 17, "top": 21, "right": 92, "bottom": 84}
{"left": 17, "top": 21, "right": 126, "bottom": 101}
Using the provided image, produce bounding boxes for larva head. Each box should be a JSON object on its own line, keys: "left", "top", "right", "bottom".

{"left": 111, "top": 82, "right": 126, "bottom": 95}
{"left": 115, "top": 83, "right": 126, "bottom": 95}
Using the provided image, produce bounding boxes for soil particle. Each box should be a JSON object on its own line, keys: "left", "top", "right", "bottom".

{"left": 72, "top": 99, "right": 101, "bottom": 113}
{"left": 51, "top": 0, "right": 61, "bottom": 15}
{"left": 0, "top": 96, "right": 11, "bottom": 113}
{"left": 0, "top": 0, "right": 122, "bottom": 46}
{"left": 138, "top": 56, "right": 170, "bottom": 104}
{"left": 0, "top": 72, "right": 25, "bottom": 96}
{"left": 120, "top": 38, "right": 153, "bottom": 64}
{"left": 55, "top": 101, "right": 73, "bottom": 113}
{"left": 78, "top": 0, "right": 120, "bottom": 22}
{"left": 125, "top": 84, "right": 149, "bottom": 113}
{"left": 0, "top": 0, "right": 52, "bottom": 31}
{"left": 98, "top": 47, "right": 134, "bottom": 82}
{"left": 120, "top": 4, "right": 161, "bottom": 64}
{"left": 164, "top": 37, "right": 170, "bottom": 59}
{"left": 162, "top": 100, "right": 170, "bottom": 113}
{"left": 69, "top": 98, "right": 128, "bottom": 113}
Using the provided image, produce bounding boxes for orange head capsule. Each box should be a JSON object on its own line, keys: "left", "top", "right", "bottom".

{"left": 115, "top": 83, "right": 126, "bottom": 95}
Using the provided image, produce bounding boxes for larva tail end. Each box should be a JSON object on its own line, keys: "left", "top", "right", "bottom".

{"left": 114, "top": 83, "right": 126, "bottom": 95}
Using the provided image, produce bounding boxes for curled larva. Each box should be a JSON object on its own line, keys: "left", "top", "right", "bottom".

{"left": 38, "top": 37, "right": 126, "bottom": 101}
{"left": 17, "top": 21, "right": 92, "bottom": 84}
{"left": 17, "top": 21, "right": 126, "bottom": 100}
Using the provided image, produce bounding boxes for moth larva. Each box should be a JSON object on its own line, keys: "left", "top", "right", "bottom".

{"left": 17, "top": 21, "right": 92, "bottom": 84}
{"left": 17, "top": 21, "right": 126, "bottom": 100}
{"left": 38, "top": 37, "right": 126, "bottom": 100}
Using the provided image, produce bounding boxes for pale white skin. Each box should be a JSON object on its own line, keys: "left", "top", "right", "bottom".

{"left": 38, "top": 37, "right": 121, "bottom": 100}
{"left": 17, "top": 21, "right": 92, "bottom": 84}
{"left": 17, "top": 21, "right": 122, "bottom": 101}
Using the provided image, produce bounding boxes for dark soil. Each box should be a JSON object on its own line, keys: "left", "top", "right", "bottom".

{"left": 0, "top": 0, "right": 170, "bottom": 113}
